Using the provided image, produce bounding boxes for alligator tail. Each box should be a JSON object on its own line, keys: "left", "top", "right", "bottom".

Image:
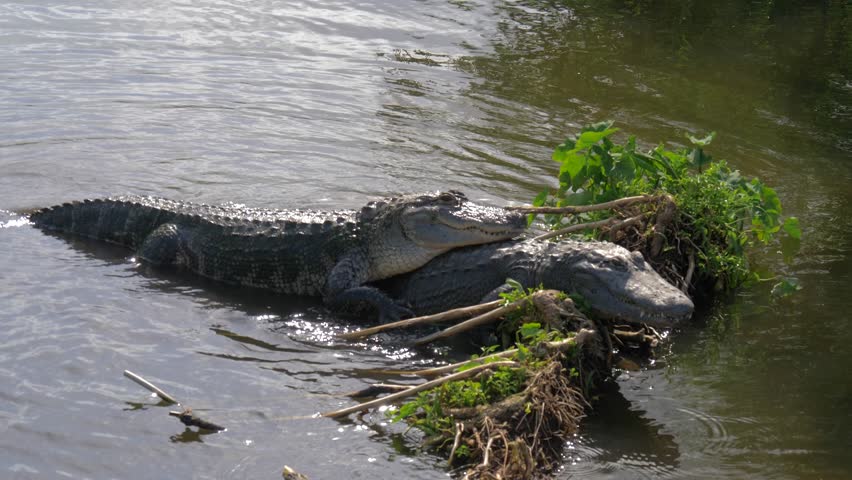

{"left": 29, "top": 197, "right": 176, "bottom": 249}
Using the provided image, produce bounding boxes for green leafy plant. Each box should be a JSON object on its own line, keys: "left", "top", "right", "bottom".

{"left": 536, "top": 121, "right": 800, "bottom": 291}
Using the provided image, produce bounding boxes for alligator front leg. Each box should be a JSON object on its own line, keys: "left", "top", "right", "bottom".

{"left": 324, "top": 253, "right": 412, "bottom": 322}
{"left": 137, "top": 223, "right": 186, "bottom": 266}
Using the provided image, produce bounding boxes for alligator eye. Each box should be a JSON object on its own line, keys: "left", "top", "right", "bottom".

{"left": 438, "top": 192, "right": 456, "bottom": 204}
{"left": 605, "top": 260, "right": 628, "bottom": 271}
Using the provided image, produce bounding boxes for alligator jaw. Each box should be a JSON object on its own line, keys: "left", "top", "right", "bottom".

{"left": 570, "top": 254, "right": 695, "bottom": 329}
{"left": 399, "top": 192, "right": 526, "bottom": 250}
{"left": 589, "top": 289, "right": 695, "bottom": 328}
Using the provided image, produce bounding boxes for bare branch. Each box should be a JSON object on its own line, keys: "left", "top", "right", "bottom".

{"left": 337, "top": 300, "right": 503, "bottom": 341}
{"left": 683, "top": 252, "right": 696, "bottom": 293}
{"left": 123, "top": 370, "right": 179, "bottom": 405}
{"left": 412, "top": 298, "right": 528, "bottom": 346}
{"left": 448, "top": 422, "right": 465, "bottom": 467}
{"left": 321, "top": 361, "right": 519, "bottom": 418}
{"left": 507, "top": 195, "right": 658, "bottom": 214}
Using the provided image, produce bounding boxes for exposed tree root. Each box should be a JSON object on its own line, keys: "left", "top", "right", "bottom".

{"left": 452, "top": 358, "right": 589, "bottom": 479}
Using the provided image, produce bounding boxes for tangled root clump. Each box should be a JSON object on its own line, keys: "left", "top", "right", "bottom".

{"left": 451, "top": 361, "right": 588, "bottom": 480}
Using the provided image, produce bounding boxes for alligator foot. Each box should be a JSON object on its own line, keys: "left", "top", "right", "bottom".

{"left": 327, "top": 286, "right": 414, "bottom": 323}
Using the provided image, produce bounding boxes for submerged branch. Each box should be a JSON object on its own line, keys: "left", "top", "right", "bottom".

{"left": 168, "top": 408, "right": 226, "bottom": 432}
{"left": 346, "top": 383, "right": 414, "bottom": 398}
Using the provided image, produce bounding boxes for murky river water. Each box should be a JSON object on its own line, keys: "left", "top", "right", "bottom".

{"left": 1, "top": 1, "right": 850, "bottom": 478}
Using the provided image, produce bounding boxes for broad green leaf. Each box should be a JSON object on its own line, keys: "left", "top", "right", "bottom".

{"left": 761, "top": 186, "right": 782, "bottom": 214}
{"left": 529, "top": 189, "right": 549, "bottom": 226}
{"left": 564, "top": 190, "right": 594, "bottom": 205}
{"left": 505, "top": 278, "right": 524, "bottom": 293}
{"left": 576, "top": 128, "right": 619, "bottom": 149}
{"left": 687, "top": 131, "right": 716, "bottom": 147}
{"left": 558, "top": 154, "right": 586, "bottom": 182}
{"left": 582, "top": 120, "right": 615, "bottom": 133}
{"left": 771, "top": 278, "right": 802, "bottom": 298}
{"left": 392, "top": 401, "right": 419, "bottom": 422}
{"left": 783, "top": 217, "right": 801, "bottom": 239}
{"left": 519, "top": 322, "right": 542, "bottom": 340}
{"left": 571, "top": 167, "right": 588, "bottom": 191}
{"left": 611, "top": 156, "right": 636, "bottom": 182}
{"left": 599, "top": 148, "right": 614, "bottom": 174}
{"left": 632, "top": 152, "right": 658, "bottom": 174}
{"left": 552, "top": 138, "right": 577, "bottom": 162}
{"left": 688, "top": 148, "right": 713, "bottom": 170}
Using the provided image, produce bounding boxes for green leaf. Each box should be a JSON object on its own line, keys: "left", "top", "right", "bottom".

{"left": 505, "top": 278, "right": 524, "bottom": 293}
{"left": 518, "top": 322, "right": 543, "bottom": 340}
{"left": 571, "top": 167, "right": 588, "bottom": 191}
{"left": 564, "top": 190, "right": 594, "bottom": 206}
{"left": 632, "top": 152, "right": 658, "bottom": 174}
{"left": 392, "top": 401, "right": 419, "bottom": 422}
{"left": 552, "top": 138, "right": 576, "bottom": 162}
{"left": 558, "top": 153, "right": 586, "bottom": 181}
{"left": 582, "top": 120, "right": 615, "bottom": 133}
{"left": 576, "top": 128, "right": 619, "bottom": 149}
{"left": 760, "top": 186, "right": 782, "bottom": 215}
{"left": 611, "top": 155, "right": 636, "bottom": 182}
{"left": 528, "top": 190, "right": 549, "bottom": 226}
{"left": 687, "top": 131, "right": 716, "bottom": 147}
{"left": 782, "top": 217, "right": 801, "bottom": 239}
{"left": 771, "top": 277, "right": 802, "bottom": 298}
{"left": 688, "top": 147, "right": 713, "bottom": 170}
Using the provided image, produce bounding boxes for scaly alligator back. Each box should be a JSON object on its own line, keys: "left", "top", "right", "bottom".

{"left": 29, "top": 192, "right": 526, "bottom": 321}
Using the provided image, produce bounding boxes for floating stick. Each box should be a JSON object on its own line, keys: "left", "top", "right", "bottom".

{"left": 123, "top": 370, "right": 179, "bottom": 404}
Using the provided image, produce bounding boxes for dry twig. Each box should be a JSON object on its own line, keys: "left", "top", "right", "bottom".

{"left": 412, "top": 297, "right": 530, "bottom": 345}
{"left": 337, "top": 300, "right": 503, "bottom": 341}
{"left": 507, "top": 195, "right": 658, "bottom": 214}
{"left": 123, "top": 370, "right": 179, "bottom": 404}
{"left": 322, "top": 361, "right": 519, "bottom": 418}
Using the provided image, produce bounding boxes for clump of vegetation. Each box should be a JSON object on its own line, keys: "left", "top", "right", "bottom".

{"left": 385, "top": 288, "right": 606, "bottom": 478}
{"left": 531, "top": 121, "right": 800, "bottom": 294}
{"left": 344, "top": 123, "right": 799, "bottom": 479}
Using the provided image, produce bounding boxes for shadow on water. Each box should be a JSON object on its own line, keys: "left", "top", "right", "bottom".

{"left": 563, "top": 381, "right": 680, "bottom": 479}
{"left": 36, "top": 226, "right": 324, "bottom": 320}
{"left": 30, "top": 221, "right": 443, "bottom": 370}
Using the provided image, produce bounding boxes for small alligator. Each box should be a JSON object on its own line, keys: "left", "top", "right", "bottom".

{"left": 28, "top": 191, "right": 526, "bottom": 320}
{"left": 380, "top": 239, "right": 694, "bottom": 328}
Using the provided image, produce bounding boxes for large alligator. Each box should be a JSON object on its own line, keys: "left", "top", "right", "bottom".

{"left": 28, "top": 191, "right": 525, "bottom": 320}
{"left": 380, "top": 239, "right": 694, "bottom": 328}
